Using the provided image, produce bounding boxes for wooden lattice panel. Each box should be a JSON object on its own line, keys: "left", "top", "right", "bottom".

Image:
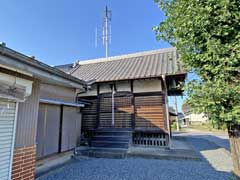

{"left": 133, "top": 132, "right": 167, "bottom": 147}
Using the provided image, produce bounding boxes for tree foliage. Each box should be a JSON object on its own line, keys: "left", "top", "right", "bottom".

{"left": 154, "top": 0, "right": 240, "bottom": 127}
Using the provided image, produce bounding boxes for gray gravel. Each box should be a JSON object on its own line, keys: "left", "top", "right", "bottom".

{"left": 37, "top": 137, "right": 232, "bottom": 180}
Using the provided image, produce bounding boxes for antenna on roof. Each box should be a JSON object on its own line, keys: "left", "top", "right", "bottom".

{"left": 95, "top": 6, "right": 112, "bottom": 58}
{"left": 103, "top": 6, "right": 112, "bottom": 57}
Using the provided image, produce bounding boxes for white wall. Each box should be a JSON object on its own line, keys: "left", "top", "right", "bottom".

{"left": 133, "top": 79, "right": 162, "bottom": 93}
{"left": 78, "top": 79, "right": 162, "bottom": 97}
{"left": 78, "top": 84, "right": 97, "bottom": 97}
{"left": 117, "top": 81, "right": 131, "bottom": 92}
{"left": 185, "top": 113, "right": 208, "bottom": 124}
{"left": 100, "top": 83, "right": 112, "bottom": 94}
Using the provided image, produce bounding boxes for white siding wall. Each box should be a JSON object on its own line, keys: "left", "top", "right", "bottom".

{"left": 185, "top": 113, "right": 208, "bottom": 124}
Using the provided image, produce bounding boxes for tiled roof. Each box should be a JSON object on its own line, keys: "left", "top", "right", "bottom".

{"left": 57, "top": 47, "right": 186, "bottom": 82}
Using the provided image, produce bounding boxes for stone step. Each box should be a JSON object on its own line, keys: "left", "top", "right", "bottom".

{"left": 74, "top": 147, "right": 127, "bottom": 159}
{"left": 96, "top": 128, "right": 132, "bottom": 132}
{"left": 91, "top": 140, "right": 129, "bottom": 149}
{"left": 95, "top": 131, "right": 132, "bottom": 136}
{"left": 89, "top": 128, "right": 132, "bottom": 150}
{"left": 92, "top": 136, "right": 130, "bottom": 142}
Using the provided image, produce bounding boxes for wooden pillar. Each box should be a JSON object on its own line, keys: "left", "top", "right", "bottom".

{"left": 174, "top": 96, "right": 180, "bottom": 131}
{"left": 161, "top": 75, "right": 171, "bottom": 147}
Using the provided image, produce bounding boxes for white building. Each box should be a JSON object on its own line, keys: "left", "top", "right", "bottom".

{"left": 182, "top": 104, "right": 208, "bottom": 125}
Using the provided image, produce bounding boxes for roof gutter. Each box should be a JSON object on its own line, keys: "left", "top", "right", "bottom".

{"left": 40, "top": 98, "right": 85, "bottom": 107}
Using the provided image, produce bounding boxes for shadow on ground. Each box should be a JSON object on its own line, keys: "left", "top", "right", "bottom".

{"left": 176, "top": 133, "right": 234, "bottom": 179}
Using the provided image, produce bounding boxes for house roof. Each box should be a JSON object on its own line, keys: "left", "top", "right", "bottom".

{"left": 0, "top": 44, "right": 87, "bottom": 89}
{"left": 56, "top": 47, "right": 186, "bottom": 83}
{"left": 169, "top": 107, "right": 177, "bottom": 116}
{"left": 178, "top": 112, "right": 185, "bottom": 119}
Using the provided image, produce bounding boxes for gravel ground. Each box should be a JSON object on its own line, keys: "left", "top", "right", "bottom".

{"left": 37, "top": 137, "right": 233, "bottom": 180}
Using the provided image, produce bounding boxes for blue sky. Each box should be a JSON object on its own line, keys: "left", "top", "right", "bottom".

{"left": 0, "top": 0, "right": 169, "bottom": 65}
{"left": 0, "top": 0, "right": 185, "bottom": 111}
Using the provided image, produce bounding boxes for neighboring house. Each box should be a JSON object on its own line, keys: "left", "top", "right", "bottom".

{"left": 184, "top": 113, "right": 208, "bottom": 125}
{"left": 0, "top": 44, "right": 87, "bottom": 180}
{"left": 168, "top": 109, "right": 187, "bottom": 128}
{"left": 182, "top": 104, "right": 208, "bottom": 125}
{"left": 177, "top": 112, "right": 187, "bottom": 127}
{"left": 36, "top": 83, "right": 88, "bottom": 159}
{"left": 169, "top": 106, "right": 177, "bottom": 124}
{"left": 57, "top": 48, "right": 186, "bottom": 148}
{"left": 168, "top": 106, "right": 177, "bottom": 136}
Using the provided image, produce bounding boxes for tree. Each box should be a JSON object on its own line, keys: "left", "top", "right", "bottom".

{"left": 154, "top": 0, "right": 240, "bottom": 178}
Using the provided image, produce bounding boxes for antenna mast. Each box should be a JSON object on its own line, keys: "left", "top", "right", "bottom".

{"left": 102, "top": 6, "right": 112, "bottom": 57}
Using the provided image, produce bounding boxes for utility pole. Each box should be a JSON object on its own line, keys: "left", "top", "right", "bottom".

{"left": 174, "top": 96, "right": 180, "bottom": 131}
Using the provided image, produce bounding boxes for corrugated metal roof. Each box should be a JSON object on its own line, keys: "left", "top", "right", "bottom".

{"left": 65, "top": 47, "right": 185, "bottom": 82}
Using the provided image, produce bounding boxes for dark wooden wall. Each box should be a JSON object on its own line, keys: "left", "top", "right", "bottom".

{"left": 81, "top": 98, "right": 97, "bottom": 130}
{"left": 80, "top": 92, "right": 167, "bottom": 132}
{"left": 134, "top": 94, "right": 166, "bottom": 131}
{"left": 99, "top": 95, "right": 133, "bottom": 128}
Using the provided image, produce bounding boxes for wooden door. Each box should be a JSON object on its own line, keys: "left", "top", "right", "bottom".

{"left": 61, "top": 106, "right": 81, "bottom": 152}
{"left": 36, "top": 104, "right": 60, "bottom": 158}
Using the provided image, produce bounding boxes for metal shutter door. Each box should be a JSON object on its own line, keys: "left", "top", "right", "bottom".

{"left": 0, "top": 99, "right": 17, "bottom": 180}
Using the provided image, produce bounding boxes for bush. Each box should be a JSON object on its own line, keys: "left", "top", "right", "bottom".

{"left": 171, "top": 122, "right": 177, "bottom": 130}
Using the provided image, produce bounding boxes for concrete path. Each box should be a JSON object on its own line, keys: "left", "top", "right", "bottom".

{"left": 174, "top": 129, "right": 233, "bottom": 173}
{"left": 184, "top": 128, "right": 230, "bottom": 151}
{"left": 175, "top": 128, "right": 230, "bottom": 149}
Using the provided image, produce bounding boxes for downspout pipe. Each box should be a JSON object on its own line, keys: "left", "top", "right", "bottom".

{"left": 110, "top": 83, "right": 116, "bottom": 127}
